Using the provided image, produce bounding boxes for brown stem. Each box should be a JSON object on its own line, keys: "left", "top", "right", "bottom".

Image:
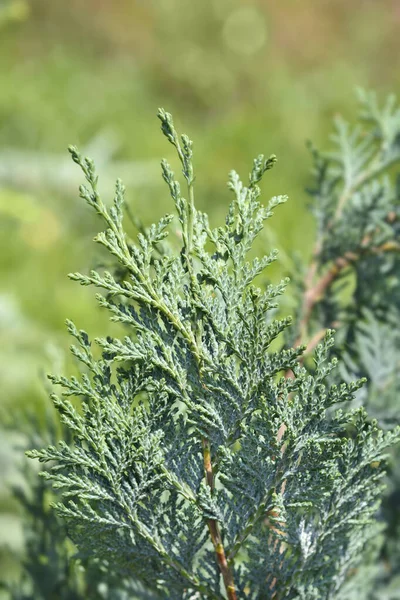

{"left": 202, "top": 438, "right": 237, "bottom": 600}
{"left": 296, "top": 238, "right": 400, "bottom": 348}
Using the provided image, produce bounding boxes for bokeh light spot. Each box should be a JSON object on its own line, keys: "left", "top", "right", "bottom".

{"left": 222, "top": 7, "right": 267, "bottom": 56}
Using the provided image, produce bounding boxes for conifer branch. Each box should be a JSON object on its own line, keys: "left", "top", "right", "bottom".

{"left": 25, "top": 98, "right": 400, "bottom": 599}
{"left": 159, "top": 110, "right": 237, "bottom": 599}
{"left": 203, "top": 439, "right": 237, "bottom": 600}
{"left": 297, "top": 230, "right": 400, "bottom": 349}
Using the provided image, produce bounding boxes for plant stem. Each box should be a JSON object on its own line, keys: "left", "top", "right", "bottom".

{"left": 202, "top": 438, "right": 238, "bottom": 600}
{"left": 296, "top": 237, "right": 400, "bottom": 349}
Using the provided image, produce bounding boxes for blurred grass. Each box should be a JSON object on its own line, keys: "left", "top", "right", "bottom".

{"left": 1, "top": 0, "right": 400, "bottom": 590}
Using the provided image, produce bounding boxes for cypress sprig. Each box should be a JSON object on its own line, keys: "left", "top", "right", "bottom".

{"left": 27, "top": 105, "right": 400, "bottom": 599}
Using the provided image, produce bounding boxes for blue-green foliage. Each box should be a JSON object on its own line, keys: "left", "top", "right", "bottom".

{"left": 25, "top": 105, "right": 400, "bottom": 599}
{"left": 295, "top": 90, "right": 400, "bottom": 343}
{"left": 288, "top": 90, "right": 400, "bottom": 599}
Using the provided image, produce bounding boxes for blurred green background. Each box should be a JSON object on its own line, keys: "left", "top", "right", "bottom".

{"left": 1, "top": 0, "right": 400, "bottom": 590}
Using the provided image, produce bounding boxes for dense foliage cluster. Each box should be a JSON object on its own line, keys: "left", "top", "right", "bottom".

{"left": 2, "top": 92, "right": 400, "bottom": 599}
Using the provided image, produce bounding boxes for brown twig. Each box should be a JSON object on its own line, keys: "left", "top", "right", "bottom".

{"left": 202, "top": 438, "right": 237, "bottom": 600}
{"left": 298, "top": 204, "right": 398, "bottom": 349}
{"left": 296, "top": 238, "right": 399, "bottom": 349}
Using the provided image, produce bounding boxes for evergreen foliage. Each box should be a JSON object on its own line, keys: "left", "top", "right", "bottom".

{"left": 287, "top": 89, "right": 400, "bottom": 597}
{"left": 289, "top": 89, "right": 400, "bottom": 353}
{"left": 4, "top": 92, "right": 399, "bottom": 598}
